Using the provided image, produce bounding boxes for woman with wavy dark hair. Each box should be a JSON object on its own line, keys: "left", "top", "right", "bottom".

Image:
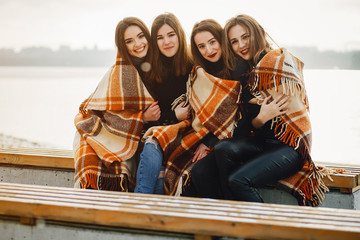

{"left": 134, "top": 13, "right": 192, "bottom": 194}
{"left": 73, "top": 17, "right": 159, "bottom": 192}
{"left": 215, "top": 14, "right": 328, "bottom": 206}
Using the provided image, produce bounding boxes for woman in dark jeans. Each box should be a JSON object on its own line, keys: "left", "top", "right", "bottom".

{"left": 187, "top": 15, "right": 326, "bottom": 206}
{"left": 180, "top": 19, "right": 234, "bottom": 199}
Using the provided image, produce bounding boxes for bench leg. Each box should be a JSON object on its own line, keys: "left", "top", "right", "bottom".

{"left": 20, "top": 217, "right": 36, "bottom": 226}
{"left": 194, "top": 234, "right": 214, "bottom": 240}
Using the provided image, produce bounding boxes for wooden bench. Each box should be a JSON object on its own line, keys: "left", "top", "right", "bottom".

{"left": 0, "top": 147, "right": 359, "bottom": 209}
{"left": 0, "top": 148, "right": 74, "bottom": 188}
{"left": 0, "top": 147, "right": 73, "bottom": 170}
{"left": 0, "top": 182, "right": 359, "bottom": 240}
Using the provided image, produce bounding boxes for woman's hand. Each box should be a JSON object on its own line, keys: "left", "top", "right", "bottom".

{"left": 252, "top": 94, "right": 290, "bottom": 128}
{"left": 143, "top": 101, "right": 161, "bottom": 123}
{"left": 175, "top": 101, "right": 191, "bottom": 121}
{"left": 192, "top": 143, "right": 210, "bottom": 163}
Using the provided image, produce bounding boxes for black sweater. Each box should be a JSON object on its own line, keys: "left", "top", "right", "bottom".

{"left": 231, "top": 57, "right": 275, "bottom": 140}
{"left": 153, "top": 56, "right": 189, "bottom": 126}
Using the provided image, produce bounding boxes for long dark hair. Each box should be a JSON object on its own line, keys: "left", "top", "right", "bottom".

{"left": 190, "top": 19, "right": 230, "bottom": 79}
{"left": 223, "top": 14, "right": 272, "bottom": 69}
{"left": 149, "top": 13, "right": 192, "bottom": 83}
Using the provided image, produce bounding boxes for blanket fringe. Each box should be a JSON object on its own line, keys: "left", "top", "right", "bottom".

{"left": 174, "top": 175, "right": 183, "bottom": 197}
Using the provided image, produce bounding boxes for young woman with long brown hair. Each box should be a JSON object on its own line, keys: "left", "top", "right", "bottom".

{"left": 73, "top": 17, "right": 161, "bottom": 192}
{"left": 214, "top": 14, "right": 327, "bottom": 206}
{"left": 134, "top": 13, "right": 192, "bottom": 194}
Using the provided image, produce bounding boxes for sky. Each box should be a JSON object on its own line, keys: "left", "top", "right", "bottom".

{"left": 1, "top": 0, "right": 360, "bottom": 52}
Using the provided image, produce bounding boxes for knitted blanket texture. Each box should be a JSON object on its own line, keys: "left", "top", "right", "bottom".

{"left": 143, "top": 67, "right": 240, "bottom": 195}
{"left": 73, "top": 57, "right": 154, "bottom": 191}
{"left": 251, "top": 48, "right": 329, "bottom": 206}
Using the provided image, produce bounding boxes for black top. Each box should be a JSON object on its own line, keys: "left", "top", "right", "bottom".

{"left": 203, "top": 57, "right": 226, "bottom": 78}
{"left": 231, "top": 57, "right": 275, "bottom": 140}
{"left": 152, "top": 56, "right": 189, "bottom": 126}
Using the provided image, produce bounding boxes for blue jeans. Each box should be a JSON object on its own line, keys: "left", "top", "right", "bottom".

{"left": 134, "top": 139, "right": 165, "bottom": 194}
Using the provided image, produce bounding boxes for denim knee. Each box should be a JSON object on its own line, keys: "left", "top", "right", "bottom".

{"left": 135, "top": 139, "right": 163, "bottom": 193}
{"left": 139, "top": 141, "right": 163, "bottom": 171}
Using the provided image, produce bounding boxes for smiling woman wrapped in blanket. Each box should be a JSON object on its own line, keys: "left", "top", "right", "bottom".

{"left": 154, "top": 19, "right": 240, "bottom": 196}
{"left": 73, "top": 17, "right": 161, "bottom": 191}
{"left": 177, "top": 19, "right": 240, "bottom": 198}
{"left": 189, "top": 14, "right": 329, "bottom": 206}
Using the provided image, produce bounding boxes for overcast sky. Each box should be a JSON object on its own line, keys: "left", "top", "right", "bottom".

{"left": 1, "top": 0, "right": 359, "bottom": 52}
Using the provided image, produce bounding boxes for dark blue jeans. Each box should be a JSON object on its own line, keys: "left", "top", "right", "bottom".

{"left": 182, "top": 151, "right": 223, "bottom": 199}
{"left": 215, "top": 137, "right": 303, "bottom": 202}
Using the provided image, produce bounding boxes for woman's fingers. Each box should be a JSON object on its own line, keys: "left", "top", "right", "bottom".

{"left": 262, "top": 95, "right": 272, "bottom": 105}
{"left": 192, "top": 150, "right": 200, "bottom": 162}
{"left": 277, "top": 95, "right": 290, "bottom": 108}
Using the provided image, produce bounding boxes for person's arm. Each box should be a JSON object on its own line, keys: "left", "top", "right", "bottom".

{"left": 192, "top": 133, "right": 219, "bottom": 163}
{"left": 201, "top": 133, "right": 218, "bottom": 148}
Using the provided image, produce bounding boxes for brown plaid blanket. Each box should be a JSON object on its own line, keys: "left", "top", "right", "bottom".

{"left": 73, "top": 57, "right": 154, "bottom": 191}
{"left": 251, "top": 48, "right": 329, "bottom": 206}
{"left": 143, "top": 66, "right": 240, "bottom": 195}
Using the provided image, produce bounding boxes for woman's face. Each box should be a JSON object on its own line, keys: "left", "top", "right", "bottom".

{"left": 124, "top": 25, "right": 149, "bottom": 58}
{"left": 194, "top": 31, "right": 222, "bottom": 63}
{"left": 156, "top": 24, "right": 179, "bottom": 58}
{"left": 228, "top": 24, "right": 251, "bottom": 60}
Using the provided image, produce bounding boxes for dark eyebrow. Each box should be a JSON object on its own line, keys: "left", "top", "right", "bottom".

{"left": 208, "top": 37, "right": 216, "bottom": 42}
{"left": 124, "top": 31, "right": 144, "bottom": 42}
{"left": 158, "top": 30, "right": 176, "bottom": 38}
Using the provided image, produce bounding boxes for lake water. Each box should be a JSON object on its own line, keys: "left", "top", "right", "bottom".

{"left": 0, "top": 66, "right": 359, "bottom": 166}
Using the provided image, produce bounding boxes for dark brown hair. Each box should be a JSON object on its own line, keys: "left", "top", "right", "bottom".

{"left": 190, "top": 19, "right": 229, "bottom": 78}
{"left": 223, "top": 14, "right": 272, "bottom": 69}
{"left": 149, "top": 13, "right": 192, "bottom": 83}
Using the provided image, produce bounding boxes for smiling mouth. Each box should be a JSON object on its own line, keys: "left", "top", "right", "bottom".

{"left": 135, "top": 46, "right": 145, "bottom": 53}
{"left": 240, "top": 49, "right": 249, "bottom": 55}
{"left": 208, "top": 53, "right": 217, "bottom": 58}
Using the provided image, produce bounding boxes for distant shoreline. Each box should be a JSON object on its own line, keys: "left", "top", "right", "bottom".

{"left": 0, "top": 133, "right": 47, "bottom": 148}
{"left": 1, "top": 46, "right": 359, "bottom": 69}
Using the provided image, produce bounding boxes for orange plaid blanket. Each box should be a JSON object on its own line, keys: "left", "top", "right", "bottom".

{"left": 143, "top": 67, "right": 240, "bottom": 195}
{"left": 251, "top": 48, "right": 329, "bottom": 206}
{"left": 73, "top": 57, "right": 154, "bottom": 191}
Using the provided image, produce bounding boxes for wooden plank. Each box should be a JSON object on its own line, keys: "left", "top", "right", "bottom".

{"left": 323, "top": 174, "right": 357, "bottom": 188}
{"left": 321, "top": 163, "right": 360, "bottom": 191}
{"left": 1, "top": 182, "right": 359, "bottom": 220}
{"left": 1, "top": 197, "right": 359, "bottom": 240}
{"left": 0, "top": 148, "right": 73, "bottom": 169}
{"left": 0, "top": 183, "right": 360, "bottom": 240}
{"left": 0, "top": 148, "right": 359, "bottom": 191}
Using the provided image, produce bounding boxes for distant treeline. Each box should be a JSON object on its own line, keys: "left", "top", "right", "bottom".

{"left": 0, "top": 45, "right": 359, "bottom": 69}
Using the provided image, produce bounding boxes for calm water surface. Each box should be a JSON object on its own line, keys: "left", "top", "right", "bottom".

{"left": 0, "top": 66, "right": 359, "bottom": 166}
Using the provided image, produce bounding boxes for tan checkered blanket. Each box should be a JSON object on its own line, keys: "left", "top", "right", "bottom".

{"left": 73, "top": 57, "right": 154, "bottom": 191}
